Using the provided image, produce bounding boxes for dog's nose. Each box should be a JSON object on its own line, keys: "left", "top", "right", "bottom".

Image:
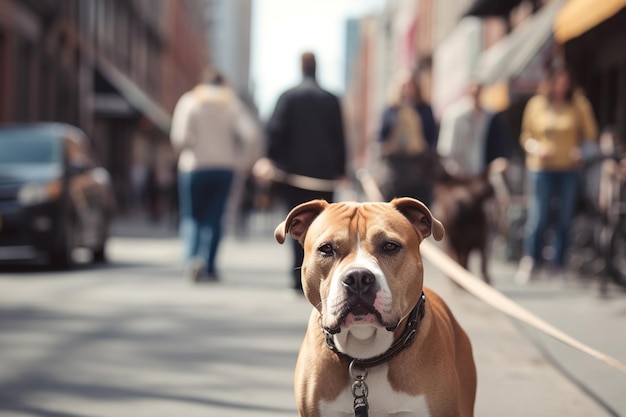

{"left": 342, "top": 268, "right": 376, "bottom": 294}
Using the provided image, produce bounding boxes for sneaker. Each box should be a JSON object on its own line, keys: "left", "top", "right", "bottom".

{"left": 184, "top": 259, "right": 205, "bottom": 282}
{"left": 195, "top": 271, "right": 219, "bottom": 283}
{"left": 550, "top": 267, "right": 569, "bottom": 283}
{"left": 514, "top": 256, "right": 536, "bottom": 285}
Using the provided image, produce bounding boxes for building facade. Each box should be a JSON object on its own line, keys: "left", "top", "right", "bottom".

{"left": 0, "top": 0, "right": 211, "bottom": 212}
{"left": 343, "top": 0, "right": 572, "bottom": 194}
{"left": 557, "top": 0, "right": 626, "bottom": 132}
{"left": 206, "top": 0, "right": 254, "bottom": 108}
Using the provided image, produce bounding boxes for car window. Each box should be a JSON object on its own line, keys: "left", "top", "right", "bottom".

{"left": 0, "top": 130, "right": 63, "bottom": 164}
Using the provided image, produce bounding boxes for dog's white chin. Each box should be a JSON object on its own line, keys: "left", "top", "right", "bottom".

{"left": 334, "top": 324, "right": 394, "bottom": 359}
{"left": 348, "top": 324, "right": 377, "bottom": 341}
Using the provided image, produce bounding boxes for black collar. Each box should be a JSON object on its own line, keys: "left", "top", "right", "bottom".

{"left": 323, "top": 292, "right": 426, "bottom": 368}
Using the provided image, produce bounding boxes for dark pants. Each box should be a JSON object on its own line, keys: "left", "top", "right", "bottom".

{"left": 524, "top": 170, "right": 579, "bottom": 267}
{"left": 280, "top": 185, "right": 334, "bottom": 290}
{"left": 178, "top": 169, "right": 234, "bottom": 274}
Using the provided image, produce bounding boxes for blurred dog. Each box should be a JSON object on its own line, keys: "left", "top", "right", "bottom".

{"left": 433, "top": 172, "right": 495, "bottom": 284}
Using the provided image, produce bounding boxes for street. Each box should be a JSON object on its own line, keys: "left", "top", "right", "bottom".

{"left": 0, "top": 214, "right": 624, "bottom": 417}
{"left": 3, "top": 1, "right": 626, "bottom": 415}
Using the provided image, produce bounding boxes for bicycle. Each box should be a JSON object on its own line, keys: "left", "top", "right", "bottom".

{"left": 573, "top": 151, "right": 626, "bottom": 293}
{"left": 597, "top": 153, "right": 626, "bottom": 289}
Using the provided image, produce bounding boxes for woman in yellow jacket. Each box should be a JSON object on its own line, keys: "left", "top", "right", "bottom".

{"left": 516, "top": 61, "right": 598, "bottom": 284}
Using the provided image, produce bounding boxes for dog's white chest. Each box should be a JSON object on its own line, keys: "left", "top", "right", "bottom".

{"left": 318, "top": 365, "right": 431, "bottom": 417}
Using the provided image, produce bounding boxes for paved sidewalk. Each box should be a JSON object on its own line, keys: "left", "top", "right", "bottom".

{"left": 110, "top": 213, "right": 626, "bottom": 416}
{"left": 486, "top": 249, "right": 626, "bottom": 416}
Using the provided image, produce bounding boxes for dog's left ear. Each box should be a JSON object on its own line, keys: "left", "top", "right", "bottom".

{"left": 391, "top": 197, "right": 445, "bottom": 241}
{"left": 275, "top": 199, "right": 329, "bottom": 245}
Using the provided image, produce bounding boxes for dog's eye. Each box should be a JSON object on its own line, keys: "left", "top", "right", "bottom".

{"left": 318, "top": 243, "right": 335, "bottom": 256}
{"left": 382, "top": 242, "right": 400, "bottom": 253}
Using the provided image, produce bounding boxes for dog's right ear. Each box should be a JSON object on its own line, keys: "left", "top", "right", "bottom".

{"left": 275, "top": 199, "right": 329, "bottom": 245}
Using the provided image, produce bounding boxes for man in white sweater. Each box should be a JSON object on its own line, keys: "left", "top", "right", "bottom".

{"left": 170, "top": 69, "right": 260, "bottom": 281}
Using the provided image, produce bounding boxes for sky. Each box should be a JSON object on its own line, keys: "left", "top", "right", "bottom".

{"left": 250, "top": 0, "right": 385, "bottom": 120}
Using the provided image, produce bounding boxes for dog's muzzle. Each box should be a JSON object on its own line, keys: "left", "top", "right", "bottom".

{"left": 342, "top": 268, "right": 376, "bottom": 295}
{"left": 322, "top": 267, "right": 388, "bottom": 334}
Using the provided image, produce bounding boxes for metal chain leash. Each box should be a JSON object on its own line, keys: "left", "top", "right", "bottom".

{"left": 350, "top": 360, "right": 369, "bottom": 417}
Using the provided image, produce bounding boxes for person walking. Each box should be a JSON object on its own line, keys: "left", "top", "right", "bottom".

{"left": 434, "top": 81, "right": 512, "bottom": 284}
{"left": 171, "top": 69, "right": 260, "bottom": 282}
{"left": 260, "top": 52, "right": 347, "bottom": 293}
{"left": 515, "top": 59, "right": 598, "bottom": 284}
{"left": 377, "top": 69, "right": 439, "bottom": 205}
{"left": 437, "top": 81, "right": 511, "bottom": 179}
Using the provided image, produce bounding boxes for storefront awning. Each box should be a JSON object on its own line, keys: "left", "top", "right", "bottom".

{"left": 95, "top": 57, "right": 172, "bottom": 135}
{"left": 554, "top": 0, "right": 626, "bottom": 43}
{"left": 476, "top": 0, "right": 566, "bottom": 86}
{"left": 464, "top": 0, "right": 524, "bottom": 17}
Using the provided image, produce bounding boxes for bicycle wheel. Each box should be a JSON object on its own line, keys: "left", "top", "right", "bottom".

{"left": 569, "top": 214, "right": 605, "bottom": 277}
{"left": 607, "top": 222, "right": 626, "bottom": 288}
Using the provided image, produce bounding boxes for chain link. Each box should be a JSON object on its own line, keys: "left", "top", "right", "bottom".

{"left": 350, "top": 360, "right": 369, "bottom": 417}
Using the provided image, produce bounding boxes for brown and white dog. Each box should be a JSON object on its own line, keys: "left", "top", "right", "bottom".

{"left": 275, "top": 198, "right": 476, "bottom": 417}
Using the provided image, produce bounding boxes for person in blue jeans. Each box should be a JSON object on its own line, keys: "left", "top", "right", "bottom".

{"left": 523, "top": 171, "right": 580, "bottom": 272}
{"left": 171, "top": 69, "right": 260, "bottom": 281}
{"left": 515, "top": 60, "right": 597, "bottom": 284}
{"left": 177, "top": 169, "right": 233, "bottom": 278}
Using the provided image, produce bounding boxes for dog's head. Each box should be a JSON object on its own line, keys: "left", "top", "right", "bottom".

{"left": 275, "top": 198, "right": 444, "bottom": 359}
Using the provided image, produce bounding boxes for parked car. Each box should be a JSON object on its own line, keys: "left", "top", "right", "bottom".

{"left": 0, "top": 123, "right": 115, "bottom": 268}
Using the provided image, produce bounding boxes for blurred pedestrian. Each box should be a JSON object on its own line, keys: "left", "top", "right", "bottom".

{"left": 437, "top": 81, "right": 512, "bottom": 179}
{"left": 434, "top": 80, "right": 512, "bottom": 284}
{"left": 171, "top": 68, "right": 260, "bottom": 282}
{"left": 130, "top": 161, "right": 148, "bottom": 214}
{"left": 436, "top": 80, "right": 512, "bottom": 218}
{"left": 515, "top": 59, "right": 598, "bottom": 284}
{"left": 146, "top": 164, "right": 161, "bottom": 223}
{"left": 377, "top": 69, "right": 439, "bottom": 205}
{"left": 598, "top": 125, "right": 625, "bottom": 220}
{"left": 167, "top": 161, "right": 179, "bottom": 229}
{"left": 259, "top": 51, "right": 347, "bottom": 293}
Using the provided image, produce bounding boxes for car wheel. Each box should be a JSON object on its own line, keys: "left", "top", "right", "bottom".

{"left": 93, "top": 242, "right": 107, "bottom": 263}
{"left": 51, "top": 217, "right": 75, "bottom": 270}
{"left": 92, "top": 214, "right": 109, "bottom": 263}
{"left": 607, "top": 223, "right": 626, "bottom": 288}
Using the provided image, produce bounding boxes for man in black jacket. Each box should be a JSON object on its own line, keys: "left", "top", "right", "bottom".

{"left": 265, "top": 52, "right": 347, "bottom": 293}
